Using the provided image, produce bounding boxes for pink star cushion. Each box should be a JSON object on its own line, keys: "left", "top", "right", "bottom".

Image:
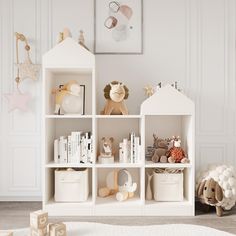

{"left": 4, "top": 91, "right": 31, "bottom": 112}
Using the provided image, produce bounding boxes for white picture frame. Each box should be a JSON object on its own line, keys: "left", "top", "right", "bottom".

{"left": 94, "top": 0, "right": 143, "bottom": 54}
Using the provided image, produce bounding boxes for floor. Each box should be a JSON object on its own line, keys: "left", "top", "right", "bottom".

{"left": 0, "top": 202, "right": 236, "bottom": 234}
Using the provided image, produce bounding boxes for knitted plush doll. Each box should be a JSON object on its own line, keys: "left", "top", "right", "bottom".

{"left": 167, "top": 136, "right": 189, "bottom": 163}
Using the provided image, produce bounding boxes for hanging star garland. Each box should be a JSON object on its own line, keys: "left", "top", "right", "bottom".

{"left": 4, "top": 91, "right": 31, "bottom": 112}
{"left": 4, "top": 32, "right": 39, "bottom": 112}
{"left": 16, "top": 55, "right": 40, "bottom": 82}
{"left": 15, "top": 33, "right": 40, "bottom": 82}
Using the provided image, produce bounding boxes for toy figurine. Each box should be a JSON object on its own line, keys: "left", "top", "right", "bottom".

{"left": 52, "top": 80, "right": 82, "bottom": 115}
{"left": 167, "top": 136, "right": 189, "bottom": 163}
{"left": 101, "top": 81, "right": 129, "bottom": 115}
{"left": 116, "top": 169, "right": 137, "bottom": 201}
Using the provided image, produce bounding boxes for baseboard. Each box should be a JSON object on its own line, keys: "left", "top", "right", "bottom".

{"left": 0, "top": 196, "right": 42, "bottom": 202}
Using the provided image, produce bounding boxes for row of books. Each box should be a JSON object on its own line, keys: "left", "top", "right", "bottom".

{"left": 119, "top": 132, "right": 141, "bottom": 163}
{"left": 54, "top": 132, "right": 93, "bottom": 164}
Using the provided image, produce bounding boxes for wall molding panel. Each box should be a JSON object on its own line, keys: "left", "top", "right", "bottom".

{"left": 0, "top": 0, "right": 235, "bottom": 200}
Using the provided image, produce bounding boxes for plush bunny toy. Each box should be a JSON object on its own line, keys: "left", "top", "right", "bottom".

{"left": 197, "top": 178, "right": 224, "bottom": 216}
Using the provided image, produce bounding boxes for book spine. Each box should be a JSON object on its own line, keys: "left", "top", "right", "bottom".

{"left": 71, "top": 132, "right": 79, "bottom": 163}
{"left": 81, "top": 135, "right": 86, "bottom": 163}
{"left": 54, "top": 139, "right": 59, "bottom": 163}
{"left": 70, "top": 133, "right": 75, "bottom": 163}
{"left": 85, "top": 132, "right": 89, "bottom": 163}
{"left": 87, "top": 133, "right": 92, "bottom": 163}
{"left": 130, "top": 133, "right": 134, "bottom": 163}
{"left": 64, "top": 138, "right": 68, "bottom": 163}
{"left": 123, "top": 139, "right": 128, "bottom": 163}
{"left": 77, "top": 132, "right": 81, "bottom": 163}
{"left": 59, "top": 136, "right": 66, "bottom": 163}
{"left": 134, "top": 137, "right": 140, "bottom": 163}
{"left": 90, "top": 134, "right": 93, "bottom": 163}
{"left": 67, "top": 135, "right": 72, "bottom": 163}
{"left": 119, "top": 142, "right": 123, "bottom": 163}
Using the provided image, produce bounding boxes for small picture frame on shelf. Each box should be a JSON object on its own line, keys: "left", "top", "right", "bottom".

{"left": 80, "top": 85, "right": 85, "bottom": 115}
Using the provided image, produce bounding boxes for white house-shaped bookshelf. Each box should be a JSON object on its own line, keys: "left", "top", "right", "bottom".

{"left": 140, "top": 85, "right": 195, "bottom": 216}
{"left": 42, "top": 39, "right": 195, "bottom": 216}
{"left": 42, "top": 37, "right": 95, "bottom": 116}
{"left": 42, "top": 38, "right": 96, "bottom": 215}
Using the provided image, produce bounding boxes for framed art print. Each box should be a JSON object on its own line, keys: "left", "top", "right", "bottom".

{"left": 94, "top": 0, "right": 143, "bottom": 54}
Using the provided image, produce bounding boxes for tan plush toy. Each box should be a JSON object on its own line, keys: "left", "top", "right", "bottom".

{"left": 197, "top": 178, "right": 224, "bottom": 216}
{"left": 101, "top": 81, "right": 129, "bottom": 115}
{"left": 52, "top": 80, "right": 81, "bottom": 114}
{"left": 100, "top": 137, "right": 115, "bottom": 156}
{"left": 151, "top": 134, "right": 169, "bottom": 163}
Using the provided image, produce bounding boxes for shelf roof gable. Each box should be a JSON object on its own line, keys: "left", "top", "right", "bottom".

{"left": 141, "top": 84, "right": 194, "bottom": 115}
{"left": 43, "top": 37, "right": 94, "bottom": 68}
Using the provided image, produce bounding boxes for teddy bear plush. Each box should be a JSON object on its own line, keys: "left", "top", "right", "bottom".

{"left": 101, "top": 81, "right": 129, "bottom": 115}
{"left": 166, "top": 136, "right": 189, "bottom": 163}
{"left": 100, "top": 137, "right": 115, "bottom": 157}
{"left": 151, "top": 134, "right": 169, "bottom": 163}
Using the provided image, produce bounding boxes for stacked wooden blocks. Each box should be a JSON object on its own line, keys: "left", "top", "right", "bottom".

{"left": 49, "top": 223, "right": 67, "bottom": 236}
{"left": 30, "top": 210, "right": 48, "bottom": 236}
{"left": 30, "top": 210, "right": 67, "bottom": 236}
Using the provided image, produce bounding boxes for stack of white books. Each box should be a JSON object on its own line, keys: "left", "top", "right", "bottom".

{"left": 54, "top": 131, "right": 93, "bottom": 164}
{"left": 119, "top": 132, "right": 141, "bottom": 163}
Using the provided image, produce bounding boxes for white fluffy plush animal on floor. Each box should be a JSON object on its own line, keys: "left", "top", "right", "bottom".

{"left": 196, "top": 165, "right": 236, "bottom": 216}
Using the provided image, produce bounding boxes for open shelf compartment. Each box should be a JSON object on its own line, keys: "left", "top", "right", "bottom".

{"left": 96, "top": 117, "right": 142, "bottom": 165}
{"left": 144, "top": 115, "right": 194, "bottom": 165}
{"left": 94, "top": 167, "right": 142, "bottom": 215}
{"left": 44, "top": 118, "right": 93, "bottom": 165}
{"left": 43, "top": 167, "right": 93, "bottom": 216}
{"left": 44, "top": 68, "right": 93, "bottom": 116}
{"left": 144, "top": 167, "right": 194, "bottom": 216}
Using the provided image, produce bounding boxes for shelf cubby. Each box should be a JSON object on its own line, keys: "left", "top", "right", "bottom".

{"left": 44, "top": 68, "right": 93, "bottom": 116}
{"left": 145, "top": 167, "right": 192, "bottom": 202}
{"left": 143, "top": 167, "right": 194, "bottom": 216}
{"left": 43, "top": 167, "right": 94, "bottom": 216}
{"left": 94, "top": 167, "right": 142, "bottom": 215}
{"left": 44, "top": 167, "right": 93, "bottom": 202}
{"left": 145, "top": 115, "right": 194, "bottom": 163}
{"left": 96, "top": 117, "right": 141, "bottom": 164}
{"left": 44, "top": 118, "right": 92, "bottom": 165}
{"left": 96, "top": 168, "right": 141, "bottom": 204}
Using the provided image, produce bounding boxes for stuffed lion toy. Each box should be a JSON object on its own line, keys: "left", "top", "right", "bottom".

{"left": 101, "top": 81, "right": 129, "bottom": 115}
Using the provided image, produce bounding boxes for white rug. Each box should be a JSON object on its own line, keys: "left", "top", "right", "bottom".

{"left": 1, "top": 222, "right": 234, "bottom": 236}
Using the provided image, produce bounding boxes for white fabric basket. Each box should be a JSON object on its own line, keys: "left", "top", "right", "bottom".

{"left": 153, "top": 172, "right": 183, "bottom": 201}
{"left": 55, "top": 168, "right": 89, "bottom": 202}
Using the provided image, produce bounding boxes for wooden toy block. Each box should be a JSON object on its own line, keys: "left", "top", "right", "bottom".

{"left": 30, "top": 226, "right": 47, "bottom": 236}
{"left": 49, "top": 223, "right": 67, "bottom": 236}
{"left": 0, "top": 232, "right": 13, "bottom": 236}
{"left": 30, "top": 210, "right": 48, "bottom": 229}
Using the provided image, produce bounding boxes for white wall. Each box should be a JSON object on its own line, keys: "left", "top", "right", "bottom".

{"left": 0, "top": 0, "right": 235, "bottom": 200}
